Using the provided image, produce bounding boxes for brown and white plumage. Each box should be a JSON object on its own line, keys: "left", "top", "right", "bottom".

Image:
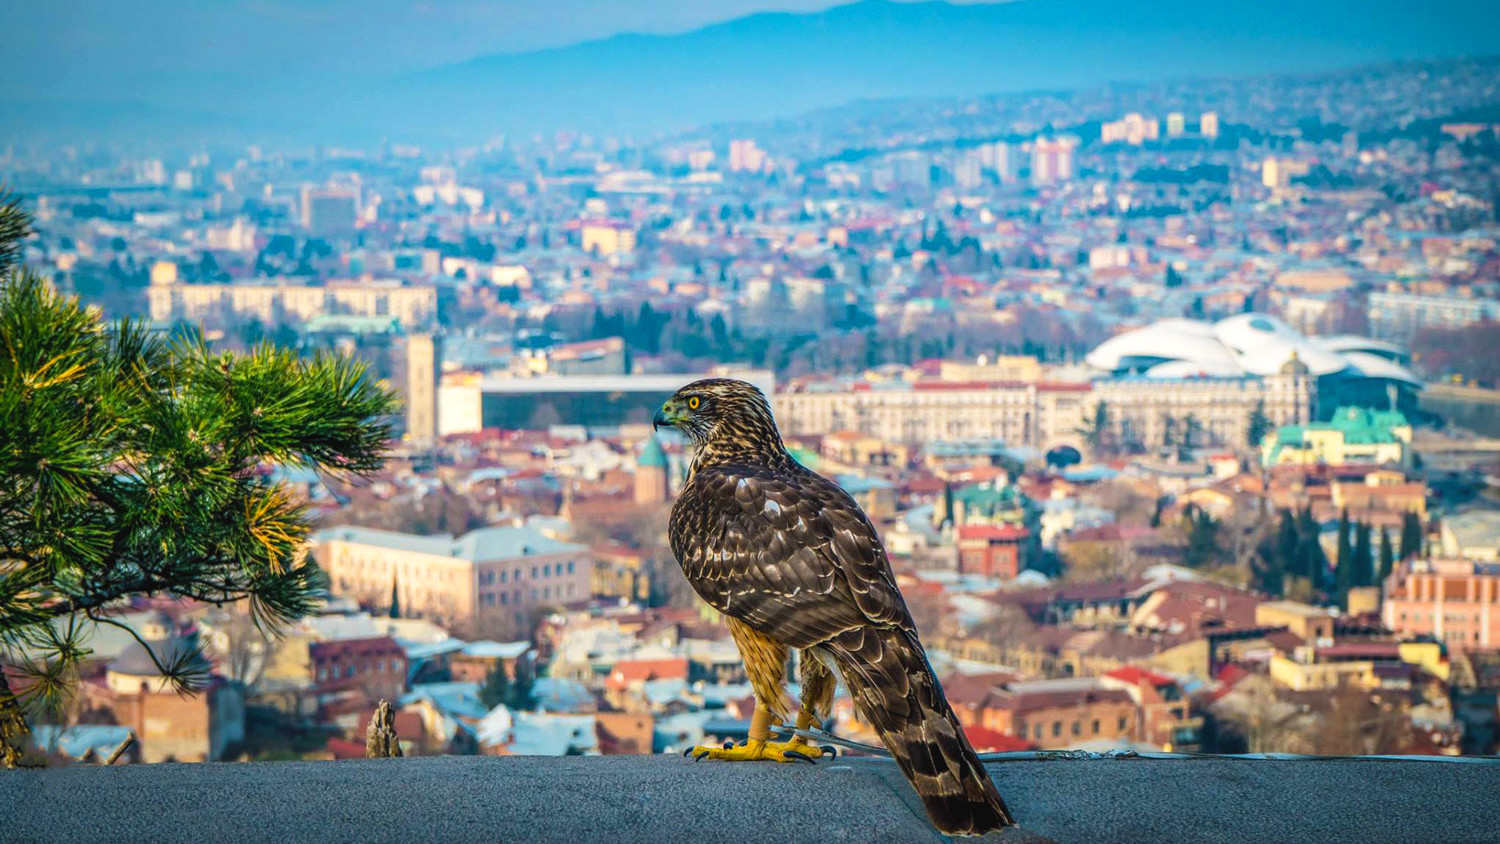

{"left": 656, "top": 378, "right": 1014, "bottom": 836}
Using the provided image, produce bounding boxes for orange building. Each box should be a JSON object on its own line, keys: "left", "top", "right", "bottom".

{"left": 977, "top": 680, "right": 1137, "bottom": 748}
{"left": 1384, "top": 559, "right": 1500, "bottom": 650}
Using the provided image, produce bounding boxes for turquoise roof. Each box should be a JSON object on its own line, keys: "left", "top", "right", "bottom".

{"left": 1279, "top": 406, "right": 1408, "bottom": 446}
{"left": 638, "top": 436, "right": 668, "bottom": 469}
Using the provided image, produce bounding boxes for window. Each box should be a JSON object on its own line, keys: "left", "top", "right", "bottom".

{"left": 543, "top": 564, "right": 551, "bottom": 577}
{"left": 1052, "top": 722, "right": 1061, "bottom": 738}
{"left": 1033, "top": 724, "right": 1043, "bottom": 740}
{"left": 1071, "top": 721, "right": 1080, "bottom": 737}
{"left": 532, "top": 566, "right": 538, "bottom": 579}
{"left": 500, "top": 570, "right": 507, "bottom": 584}
{"left": 568, "top": 561, "right": 575, "bottom": 574}
{"left": 1092, "top": 719, "right": 1100, "bottom": 735}
{"left": 543, "top": 586, "right": 550, "bottom": 599}
{"left": 1118, "top": 716, "right": 1128, "bottom": 732}
{"left": 501, "top": 592, "right": 508, "bottom": 605}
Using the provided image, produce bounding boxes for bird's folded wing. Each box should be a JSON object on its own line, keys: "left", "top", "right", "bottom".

{"left": 670, "top": 464, "right": 915, "bottom": 648}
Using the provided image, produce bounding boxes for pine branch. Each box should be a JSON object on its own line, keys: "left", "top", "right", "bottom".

{"left": 0, "top": 187, "right": 30, "bottom": 273}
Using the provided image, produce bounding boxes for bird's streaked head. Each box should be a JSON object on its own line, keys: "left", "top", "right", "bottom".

{"left": 654, "top": 378, "right": 783, "bottom": 454}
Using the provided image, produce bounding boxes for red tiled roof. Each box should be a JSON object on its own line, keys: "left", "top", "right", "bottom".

{"left": 605, "top": 658, "right": 689, "bottom": 690}
{"left": 1105, "top": 666, "right": 1174, "bottom": 687}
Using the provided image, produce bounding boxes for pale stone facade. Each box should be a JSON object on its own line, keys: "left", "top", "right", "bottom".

{"left": 147, "top": 279, "right": 437, "bottom": 328}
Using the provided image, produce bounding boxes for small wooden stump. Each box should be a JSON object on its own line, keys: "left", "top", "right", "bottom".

{"left": 365, "top": 699, "right": 402, "bottom": 758}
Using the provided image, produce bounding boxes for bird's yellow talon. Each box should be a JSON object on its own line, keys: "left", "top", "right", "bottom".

{"left": 683, "top": 738, "right": 834, "bottom": 763}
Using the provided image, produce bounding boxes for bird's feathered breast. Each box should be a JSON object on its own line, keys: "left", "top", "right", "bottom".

{"left": 669, "top": 460, "right": 914, "bottom": 649}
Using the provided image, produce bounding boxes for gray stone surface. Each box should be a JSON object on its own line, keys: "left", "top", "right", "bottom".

{"left": 2, "top": 754, "right": 1498, "bottom": 843}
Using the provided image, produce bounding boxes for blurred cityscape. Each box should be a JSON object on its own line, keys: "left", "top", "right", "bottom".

{"left": 4, "top": 48, "right": 1500, "bottom": 767}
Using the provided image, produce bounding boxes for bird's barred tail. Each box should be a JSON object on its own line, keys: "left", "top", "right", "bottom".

{"left": 828, "top": 626, "right": 1014, "bottom": 836}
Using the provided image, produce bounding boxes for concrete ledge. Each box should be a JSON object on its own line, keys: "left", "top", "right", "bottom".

{"left": 4, "top": 754, "right": 1499, "bottom": 843}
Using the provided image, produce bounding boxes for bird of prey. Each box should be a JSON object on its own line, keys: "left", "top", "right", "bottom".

{"left": 654, "top": 378, "right": 1014, "bottom": 836}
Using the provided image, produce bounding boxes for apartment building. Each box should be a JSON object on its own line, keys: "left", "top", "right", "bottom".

{"left": 147, "top": 278, "right": 437, "bottom": 328}
{"left": 1384, "top": 558, "right": 1500, "bottom": 650}
{"left": 313, "top": 525, "right": 592, "bottom": 637}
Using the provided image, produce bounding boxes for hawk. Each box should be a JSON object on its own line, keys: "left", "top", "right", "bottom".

{"left": 654, "top": 378, "right": 1014, "bottom": 836}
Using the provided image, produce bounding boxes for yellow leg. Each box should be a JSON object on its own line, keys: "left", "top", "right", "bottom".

{"left": 685, "top": 705, "right": 834, "bottom": 763}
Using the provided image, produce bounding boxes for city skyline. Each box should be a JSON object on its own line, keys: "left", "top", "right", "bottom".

{"left": 3, "top": 4, "right": 1500, "bottom": 833}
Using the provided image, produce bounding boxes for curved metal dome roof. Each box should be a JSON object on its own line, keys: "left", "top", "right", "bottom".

{"left": 1086, "top": 313, "right": 1419, "bottom": 386}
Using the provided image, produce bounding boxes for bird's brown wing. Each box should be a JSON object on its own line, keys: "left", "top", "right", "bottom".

{"left": 668, "top": 462, "right": 912, "bottom": 648}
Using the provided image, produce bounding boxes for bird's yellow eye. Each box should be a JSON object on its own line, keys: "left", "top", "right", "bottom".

{"left": 688, "top": 396, "right": 700, "bottom": 410}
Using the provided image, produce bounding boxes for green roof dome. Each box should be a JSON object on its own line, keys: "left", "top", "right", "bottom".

{"left": 638, "top": 436, "right": 669, "bottom": 469}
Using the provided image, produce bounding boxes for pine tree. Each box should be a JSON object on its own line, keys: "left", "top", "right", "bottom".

{"left": 1185, "top": 507, "right": 1221, "bottom": 569}
{"left": 1399, "top": 511, "right": 1423, "bottom": 561}
{"left": 0, "top": 190, "right": 396, "bottom": 755}
{"left": 1081, "top": 400, "right": 1111, "bottom": 455}
{"left": 508, "top": 657, "right": 536, "bottom": 711}
{"left": 1247, "top": 400, "right": 1273, "bottom": 449}
{"left": 479, "top": 663, "right": 511, "bottom": 711}
{"left": 1295, "top": 505, "right": 1327, "bottom": 586}
{"left": 1353, "top": 522, "right": 1372, "bottom": 589}
{"left": 389, "top": 577, "right": 401, "bottom": 619}
{"left": 1378, "top": 527, "right": 1395, "bottom": 583}
{"left": 1336, "top": 508, "right": 1352, "bottom": 577}
{"left": 1275, "top": 509, "right": 1299, "bottom": 574}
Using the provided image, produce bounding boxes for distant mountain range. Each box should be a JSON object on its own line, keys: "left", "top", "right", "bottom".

{"left": 5, "top": 0, "right": 1500, "bottom": 144}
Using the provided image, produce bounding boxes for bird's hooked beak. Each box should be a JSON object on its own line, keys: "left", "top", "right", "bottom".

{"left": 654, "top": 398, "right": 684, "bottom": 431}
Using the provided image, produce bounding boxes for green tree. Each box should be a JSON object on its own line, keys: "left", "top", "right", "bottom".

{"left": 1335, "top": 509, "right": 1353, "bottom": 607}
{"left": 1399, "top": 511, "right": 1423, "bottom": 561}
{"left": 389, "top": 577, "right": 401, "bottom": 619}
{"left": 1335, "top": 508, "right": 1352, "bottom": 573}
{"left": 1184, "top": 507, "right": 1222, "bottom": 569}
{"left": 1182, "top": 413, "right": 1203, "bottom": 451}
{"left": 1246, "top": 400, "right": 1272, "bottom": 449}
{"left": 508, "top": 658, "right": 536, "bottom": 711}
{"left": 1378, "top": 527, "right": 1395, "bottom": 583}
{"left": 1353, "top": 521, "right": 1372, "bottom": 589}
{"left": 1275, "top": 509, "right": 1299, "bottom": 574}
{"left": 1295, "top": 505, "right": 1325, "bottom": 585}
{"left": 1080, "top": 400, "right": 1111, "bottom": 455}
{"left": 479, "top": 664, "right": 511, "bottom": 711}
{"left": 0, "top": 195, "right": 396, "bottom": 760}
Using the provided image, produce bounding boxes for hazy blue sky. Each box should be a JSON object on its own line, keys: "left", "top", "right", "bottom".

{"left": 0, "top": 0, "right": 1006, "bottom": 100}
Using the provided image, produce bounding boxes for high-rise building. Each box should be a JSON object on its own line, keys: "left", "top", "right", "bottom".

{"left": 301, "top": 186, "right": 360, "bottom": 237}
{"left": 580, "top": 221, "right": 637, "bottom": 256}
{"left": 980, "top": 141, "right": 1019, "bottom": 183}
{"left": 1031, "top": 137, "right": 1077, "bottom": 185}
{"left": 1102, "top": 113, "right": 1160, "bottom": 145}
{"left": 1262, "top": 156, "right": 1309, "bottom": 189}
{"left": 1200, "top": 111, "right": 1220, "bottom": 139}
{"left": 953, "top": 152, "right": 984, "bottom": 191}
{"left": 728, "top": 139, "right": 766, "bottom": 173}
{"left": 406, "top": 333, "right": 441, "bottom": 444}
{"left": 1166, "top": 112, "right": 1186, "bottom": 137}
